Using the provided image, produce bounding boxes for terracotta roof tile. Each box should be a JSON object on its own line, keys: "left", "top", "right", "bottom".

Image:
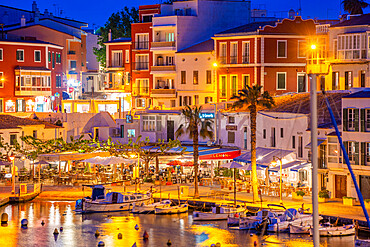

{"left": 0, "top": 115, "right": 62, "bottom": 129}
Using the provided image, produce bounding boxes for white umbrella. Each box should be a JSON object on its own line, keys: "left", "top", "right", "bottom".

{"left": 82, "top": 156, "right": 134, "bottom": 165}
{"left": 220, "top": 161, "right": 244, "bottom": 205}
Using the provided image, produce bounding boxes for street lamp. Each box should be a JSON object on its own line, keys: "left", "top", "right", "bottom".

{"left": 9, "top": 155, "right": 15, "bottom": 194}
{"left": 271, "top": 156, "right": 283, "bottom": 205}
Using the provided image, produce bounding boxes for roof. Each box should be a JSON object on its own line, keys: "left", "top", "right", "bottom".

{"left": 5, "top": 24, "right": 77, "bottom": 39}
{"left": 104, "top": 37, "right": 132, "bottom": 44}
{"left": 331, "top": 14, "right": 370, "bottom": 28}
{"left": 0, "top": 39, "right": 62, "bottom": 47}
{"left": 215, "top": 21, "right": 277, "bottom": 36}
{"left": 14, "top": 66, "right": 50, "bottom": 71}
{"left": 0, "top": 115, "right": 62, "bottom": 129}
{"left": 177, "top": 39, "right": 214, "bottom": 53}
{"left": 343, "top": 89, "right": 370, "bottom": 98}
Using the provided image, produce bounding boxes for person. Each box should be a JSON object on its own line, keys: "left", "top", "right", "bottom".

{"left": 297, "top": 180, "right": 303, "bottom": 188}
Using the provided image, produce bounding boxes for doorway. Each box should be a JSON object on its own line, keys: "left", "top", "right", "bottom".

{"left": 167, "top": 120, "right": 174, "bottom": 142}
{"left": 335, "top": 175, "right": 347, "bottom": 198}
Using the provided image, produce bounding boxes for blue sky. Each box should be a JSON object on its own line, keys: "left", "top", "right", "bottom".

{"left": 1, "top": 0, "right": 368, "bottom": 28}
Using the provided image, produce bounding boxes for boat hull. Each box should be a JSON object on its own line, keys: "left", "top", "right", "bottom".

{"left": 355, "top": 239, "right": 370, "bottom": 247}
{"left": 310, "top": 224, "right": 355, "bottom": 236}
{"left": 82, "top": 198, "right": 150, "bottom": 213}
{"left": 193, "top": 212, "right": 229, "bottom": 221}
{"left": 289, "top": 224, "right": 310, "bottom": 234}
{"left": 268, "top": 215, "right": 317, "bottom": 233}
{"left": 155, "top": 205, "right": 188, "bottom": 214}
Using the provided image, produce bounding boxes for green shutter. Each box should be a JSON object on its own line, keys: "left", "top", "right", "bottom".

{"left": 355, "top": 142, "right": 360, "bottom": 165}
{"left": 343, "top": 108, "right": 348, "bottom": 131}
{"left": 361, "top": 109, "right": 366, "bottom": 132}
{"left": 22, "top": 100, "right": 26, "bottom": 112}
{"left": 361, "top": 142, "right": 366, "bottom": 166}
{"left": 15, "top": 100, "right": 18, "bottom": 112}
{"left": 355, "top": 109, "right": 359, "bottom": 132}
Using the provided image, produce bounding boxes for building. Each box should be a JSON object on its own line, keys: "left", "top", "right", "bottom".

{"left": 0, "top": 39, "right": 63, "bottom": 112}
{"left": 213, "top": 17, "right": 316, "bottom": 101}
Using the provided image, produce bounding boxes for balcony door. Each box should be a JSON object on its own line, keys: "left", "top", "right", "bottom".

{"left": 335, "top": 175, "right": 347, "bottom": 198}
{"left": 167, "top": 120, "right": 174, "bottom": 142}
{"left": 297, "top": 73, "right": 306, "bottom": 92}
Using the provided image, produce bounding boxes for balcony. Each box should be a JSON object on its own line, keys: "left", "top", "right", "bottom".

{"left": 151, "top": 65, "right": 176, "bottom": 72}
{"left": 151, "top": 89, "right": 176, "bottom": 98}
{"left": 230, "top": 56, "right": 237, "bottom": 64}
{"left": 134, "top": 62, "right": 149, "bottom": 71}
{"left": 151, "top": 41, "right": 175, "bottom": 48}
{"left": 15, "top": 86, "right": 52, "bottom": 96}
{"left": 242, "top": 56, "right": 250, "bottom": 64}
{"left": 134, "top": 41, "right": 149, "bottom": 50}
{"left": 68, "top": 50, "right": 76, "bottom": 55}
{"left": 132, "top": 87, "right": 149, "bottom": 96}
{"left": 219, "top": 56, "right": 226, "bottom": 64}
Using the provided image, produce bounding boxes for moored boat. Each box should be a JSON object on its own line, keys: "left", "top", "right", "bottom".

{"left": 355, "top": 239, "right": 370, "bottom": 247}
{"left": 310, "top": 223, "right": 355, "bottom": 237}
{"left": 289, "top": 224, "right": 310, "bottom": 234}
{"left": 132, "top": 200, "right": 171, "bottom": 214}
{"left": 155, "top": 204, "right": 188, "bottom": 214}
{"left": 193, "top": 204, "right": 245, "bottom": 221}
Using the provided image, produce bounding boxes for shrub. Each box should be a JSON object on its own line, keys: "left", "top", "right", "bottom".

{"left": 365, "top": 199, "right": 370, "bottom": 203}
{"left": 296, "top": 191, "right": 305, "bottom": 197}
{"left": 343, "top": 196, "right": 356, "bottom": 200}
{"left": 319, "top": 189, "right": 330, "bottom": 198}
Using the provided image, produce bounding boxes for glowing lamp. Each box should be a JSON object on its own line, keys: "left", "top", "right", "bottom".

{"left": 9, "top": 156, "right": 15, "bottom": 161}
{"left": 310, "top": 44, "right": 317, "bottom": 50}
{"left": 212, "top": 62, "right": 218, "bottom": 67}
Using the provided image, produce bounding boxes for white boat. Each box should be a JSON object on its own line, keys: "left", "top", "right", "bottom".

{"left": 132, "top": 200, "right": 171, "bottom": 214}
{"left": 76, "top": 185, "right": 151, "bottom": 213}
{"left": 193, "top": 204, "right": 245, "bottom": 221}
{"left": 155, "top": 204, "right": 188, "bottom": 214}
{"left": 289, "top": 224, "right": 310, "bottom": 234}
{"left": 355, "top": 239, "right": 370, "bottom": 247}
{"left": 310, "top": 223, "right": 355, "bottom": 236}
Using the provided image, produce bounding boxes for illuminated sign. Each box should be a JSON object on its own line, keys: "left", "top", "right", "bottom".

{"left": 126, "top": 114, "right": 133, "bottom": 123}
{"left": 199, "top": 150, "right": 241, "bottom": 160}
{"left": 199, "top": 112, "right": 214, "bottom": 119}
{"left": 226, "top": 125, "right": 237, "bottom": 131}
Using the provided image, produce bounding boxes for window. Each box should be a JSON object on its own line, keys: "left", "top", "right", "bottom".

{"left": 136, "top": 98, "right": 146, "bottom": 108}
{"left": 230, "top": 42, "right": 237, "bottom": 64}
{"left": 48, "top": 51, "right": 51, "bottom": 62}
{"left": 332, "top": 72, "right": 339, "bottom": 90}
{"left": 112, "top": 51, "right": 123, "bottom": 67}
{"left": 292, "top": 135, "right": 296, "bottom": 149}
{"left": 337, "top": 33, "right": 367, "bottom": 60}
{"left": 205, "top": 97, "right": 213, "bottom": 104}
{"left": 206, "top": 70, "right": 211, "bottom": 84}
{"left": 179, "top": 96, "right": 182, "bottom": 106}
{"left": 34, "top": 50, "right": 41, "bottom": 62}
{"left": 10, "top": 134, "right": 17, "bottom": 146}
{"left": 135, "top": 54, "right": 149, "bottom": 70}
{"left": 125, "top": 50, "right": 130, "bottom": 63}
{"left": 263, "top": 129, "right": 266, "bottom": 139}
{"left": 5, "top": 100, "right": 15, "bottom": 112}
{"left": 363, "top": 142, "right": 370, "bottom": 165}
{"left": 280, "top": 128, "right": 284, "bottom": 138}
{"left": 0, "top": 72, "right": 3, "bottom": 88}
{"left": 134, "top": 79, "right": 149, "bottom": 95}
{"left": 127, "top": 129, "right": 136, "bottom": 138}
{"left": 228, "top": 116, "right": 235, "bottom": 124}
{"left": 52, "top": 52, "right": 55, "bottom": 68}
{"left": 244, "top": 127, "right": 248, "bottom": 149}
{"left": 142, "top": 15, "right": 152, "bottom": 22}
{"left": 194, "top": 95, "right": 199, "bottom": 105}
{"left": 277, "top": 72, "right": 286, "bottom": 90}
{"left": 142, "top": 116, "right": 161, "bottom": 132}
{"left": 344, "top": 108, "right": 359, "bottom": 131}
{"left": 220, "top": 75, "right": 226, "bottom": 98}
{"left": 298, "top": 40, "right": 306, "bottom": 58}
{"left": 16, "top": 99, "right": 25, "bottom": 112}
{"left": 70, "top": 60, "right": 76, "bottom": 69}
{"left": 360, "top": 71, "right": 366, "bottom": 87}
{"left": 16, "top": 49, "right": 24, "bottom": 61}
{"left": 271, "top": 127, "right": 276, "bottom": 147}
{"left": 297, "top": 73, "right": 306, "bottom": 92}
{"left": 56, "top": 53, "right": 61, "bottom": 64}
{"left": 33, "top": 130, "right": 37, "bottom": 138}
{"left": 365, "top": 109, "right": 370, "bottom": 131}
{"left": 346, "top": 141, "right": 359, "bottom": 165}
{"left": 219, "top": 43, "right": 227, "bottom": 64}
{"left": 242, "top": 75, "right": 250, "bottom": 89}
{"left": 181, "top": 71, "right": 186, "bottom": 84}
{"left": 56, "top": 75, "right": 62, "bottom": 88}
{"left": 231, "top": 75, "right": 237, "bottom": 96}
{"left": 298, "top": 136, "right": 303, "bottom": 158}
{"left": 242, "top": 42, "right": 250, "bottom": 64}
{"left": 135, "top": 34, "right": 149, "bottom": 49}
{"left": 170, "top": 100, "right": 176, "bottom": 108}
{"left": 277, "top": 40, "right": 287, "bottom": 58}
{"left": 228, "top": 131, "right": 235, "bottom": 143}
{"left": 0, "top": 48, "right": 3, "bottom": 61}
{"left": 165, "top": 32, "right": 175, "bottom": 42}
{"left": 0, "top": 99, "right": 3, "bottom": 112}
{"left": 183, "top": 96, "right": 192, "bottom": 106}
{"left": 345, "top": 71, "right": 352, "bottom": 90}
{"left": 193, "top": 71, "right": 198, "bottom": 85}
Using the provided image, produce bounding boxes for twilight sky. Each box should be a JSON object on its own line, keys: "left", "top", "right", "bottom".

{"left": 1, "top": 0, "right": 368, "bottom": 28}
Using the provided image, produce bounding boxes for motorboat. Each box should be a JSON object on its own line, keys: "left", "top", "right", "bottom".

{"left": 132, "top": 200, "right": 171, "bottom": 214}
{"left": 289, "top": 224, "right": 310, "bottom": 234}
{"left": 155, "top": 203, "right": 188, "bottom": 214}
{"left": 193, "top": 204, "right": 245, "bottom": 221}
{"left": 75, "top": 185, "right": 151, "bottom": 213}
{"left": 310, "top": 223, "right": 355, "bottom": 236}
{"left": 355, "top": 239, "right": 370, "bottom": 246}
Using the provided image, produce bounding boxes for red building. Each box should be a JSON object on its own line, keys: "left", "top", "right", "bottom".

{"left": 0, "top": 39, "right": 63, "bottom": 112}
{"left": 213, "top": 17, "right": 316, "bottom": 101}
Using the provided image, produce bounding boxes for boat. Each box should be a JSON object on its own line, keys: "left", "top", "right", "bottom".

{"left": 132, "top": 200, "right": 171, "bottom": 214}
{"left": 155, "top": 203, "right": 188, "bottom": 214}
{"left": 355, "top": 239, "right": 370, "bottom": 246}
{"left": 310, "top": 223, "right": 355, "bottom": 237}
{"left": 289, "top": 224, "right": 311, "bottom": 234}
{"left": 75, "top": 185, "right": 151, "bottom": 213}
{"left": 193, "top": 204, "right": 245, "bottom": 221}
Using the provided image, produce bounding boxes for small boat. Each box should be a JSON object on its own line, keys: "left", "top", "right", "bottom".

{"left": 193, "top": 204, "right": 245, "bottom": 221}
{"left": 310, "top": 223, "right": 355, "bottom": 236}
{"left": 75, "top": 185, "right": 151, "bottom": 213}
{"left": 132, "top": 200, "right": 171, "bottom": 214}
{"left": 355, "top": 239, "right": 370, "bottom": 246}
{"left": 289, "top": 224, "right": 310, "bottom": 234}
{"left": 155, "top": 204, "right": 188, "bottom": 214}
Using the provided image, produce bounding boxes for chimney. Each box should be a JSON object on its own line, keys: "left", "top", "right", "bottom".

{"left": 32, "top": 1, "right": 37, "bottom": 12}
{"left": 35, "top": 8, "right": 40, "bottom": 22}
{"left": 108, "top": 29, "right": 112, "bottom": 41}
{"left": 44, "top": 9, "right": 49, "bottom": 18}
{"left": 21, "top": 15, "right": 26, "bottom": 27}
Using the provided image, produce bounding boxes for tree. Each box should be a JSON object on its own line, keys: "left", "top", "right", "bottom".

{"left": 93, "top": 7, "right": 139, "bottom": 68}
{"left": 175, "top": 105, "right": 213, "bottom": 198}
{"left": 0, "top": 137, "right": 20, "bottom": 161}
{"left": 342, "top": 0, "right": 369, "bottom": 14}
{"left": 231, "top": 85, "right": 274, "bottom": 202}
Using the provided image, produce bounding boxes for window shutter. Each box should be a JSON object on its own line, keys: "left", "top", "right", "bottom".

{"left": 15, "top": 100, "right": 18, "bottom": 112}
{"left": 343, "top": 141, "right": 348, "bottom": 157}
{"left": 354, "top": 109, "right": 359, "bottom": 132}
{"left": 355, "top": 142, "right": 360, "bottom": 165}
{"left": 361, "top": 142, "right": 366, "bottom": 166}
{"left": 343, "top": 108, "right": 348, "bottom": 131}
{"left": 361, "top": 109, "right": 365, "bottom": 132}
{"left": 22, "top": 100, "right": 26, "bottom": 112}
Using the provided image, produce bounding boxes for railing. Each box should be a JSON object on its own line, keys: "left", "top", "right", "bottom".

{"left": 16, "top": 86, "right": 51, "bottom": 91}
{"left": 68, "top": 50, "right": 76, "bottom": 55}
{"left": 151, "top": 65, "right": 176, "bottom": 71}
{"left": 134, "top": 41, "right": 149, "bottom": 50}
{"left": 230, "top": 56, "right": 237, "bottom": 64}
{"left": 242, "top": 56, "right": 250, "bottom": 64}
{"left": 219, "top": 56, "right": 226, "bottom": 64}
{"left": 151, "top": 89, "right": 176, "bottom": 97}
{"left": 110, "top": 61, "right": 123, "bottom": 67}
{"left": 151, "top": 41, "right": 175, "bottom": 48}
{"left": 318, "top": 158, "right": 327, "bottom": 169}
{"left": 132, "top": 87, "right": 149, "bottom": 96}
{"left": 134, "top": 62, "right": 149, "bottom": 70}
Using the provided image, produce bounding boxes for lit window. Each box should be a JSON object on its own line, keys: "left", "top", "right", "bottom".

{"left": 16, "top": 50, "right": 24, "bottom": 62}
{"left": 34, "top": 50, "right": 41, "bottom": 62}
{"left": 277, "top": 72, "right": 286, "bottom": 90}
{"left": 127, "top": 129, "right": 135, "bottom": 138}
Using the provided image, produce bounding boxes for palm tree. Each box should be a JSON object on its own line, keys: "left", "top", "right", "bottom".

{"left": 175, "top": 105, "right": 213, "bottom": 198}
{"left": 342, "top": 0, "right": 369, "bottom": 14}
{"left": 232, "top": 85, "right": 274, "bottom": 202}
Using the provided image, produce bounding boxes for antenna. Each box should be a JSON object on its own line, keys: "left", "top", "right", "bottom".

{"left": 298, "top": 0, "right": 302, "bottom": 16}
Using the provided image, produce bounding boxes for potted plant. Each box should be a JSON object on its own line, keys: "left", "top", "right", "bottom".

{"left": 365, "top": 199, "right": 370, "bottom": 209}
{"left": 293, "top": 190, "right": 305, "bottom": 200}
{"left": 342, "top": 196, "right": 356, "bottom": 206}
{"left": 318, "top": 189, "right": 330, "bottom": 203}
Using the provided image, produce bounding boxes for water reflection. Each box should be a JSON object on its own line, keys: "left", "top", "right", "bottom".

{"left": 0, "top": 201, "right": 355, "bottom": 247}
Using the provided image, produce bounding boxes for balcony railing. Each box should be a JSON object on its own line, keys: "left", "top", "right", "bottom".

{"left": 151, "top": 89, "right": 176, "bottom": 97}
{"left": 219, "top": 56, "right": 226, "bottom": 64}
{"left": 242, "top": 56, "right": 250, "bottom": 64}
{"left": 151, "top": 65, "right": 176, "bottom": 72}
{"left": 134, "top": 62, "right": 149, "bottom": 70}
{"left": 134, "top": 41, "right": 149, "bottom": 50}
{"left": 151, "top": 41, "right": 175, "bottom": 48}
{"left": 230, "top": 56, "right": 237, "bottom": 64}
{"left": 132, "top": 87, "right": 149, "bottom": 96}
{"left": 68, "top": 50, "right": 76, "bottom": 55}
{"left": 110, "top": 61, "right": 123, "bottom": 67}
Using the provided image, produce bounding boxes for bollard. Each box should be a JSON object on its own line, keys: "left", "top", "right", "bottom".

{"left": 98, "top": 241, "right": 105, "bottom": 247}
{"left": 250, "top": 233, "right": 253, "bottom": 236}
{"left": 167, "top": 239, "right": 172, "bottom": 246}
{"left": 134, "top": 224, "right": 139, "bottom": 231}
{"left": 60, "top": 227, "right": 63, "bottom": 232}
{"left": 254, "top": 241, "right": 257, "bottom": 246}
{"left": 53, "top": 228, "right": 59, "bottom": 235}
{"left": 21, "top": 219, "right": 28, "bottom": 227}
{"left": 118, "top": 233, "right": 122, "bottom": 239}
{"left": 41, "top": 220, "right": 45, "bottom": 226}
{"left": 211, "top": 245, "right": 216, "bottom": 247}
{"left": 143, "top": 230, "right": 149, "bottom": 240}
{"left": 215, "top": 243, "right": 221, "bottom": 247}
{"left": 95, "top": 230, "right": 100, "bottom": 238}
{"left": 1, "top": 213, "right": 8, "bottom": 224}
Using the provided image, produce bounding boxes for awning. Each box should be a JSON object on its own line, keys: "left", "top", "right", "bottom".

{"left": 291, "top": 163, "right": 311, "bottom": 172}
{"left": 233, "top": 147, "right": 294, "bottom": 166}
{"left": 39, "top": 151, "right": 110, "bottom": 162}
{"left": 305, "top": 138, "right": 326, "bottom": 149}
{"left": 270, "top": 160, "right": 303, "bottom": 172}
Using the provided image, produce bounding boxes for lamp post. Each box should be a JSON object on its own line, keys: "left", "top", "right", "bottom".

{"left": 9, "top": 155, "right": 15, "bottom": 194}
{"left": 271, "top": 156, "right": 283, "bottom": 205}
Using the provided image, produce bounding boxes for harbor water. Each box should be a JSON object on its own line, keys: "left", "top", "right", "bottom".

{"left": 0, "top": 201, "right": 355, "bottom": 247}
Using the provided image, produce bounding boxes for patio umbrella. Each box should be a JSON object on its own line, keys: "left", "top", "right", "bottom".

{"left": 239, "top": 163, "right": 264, "bottom": 171}
{"left": 221, "top": 161, "right": 244, "bottom": 205}
{"left": 167, "top": 160, "right": 183, "bottom": 166}
{"left": 0, "top": 160, "right": 11, "bottom": 166}
{"left": 82, "top": 156, "right": 134, "bottom": 165}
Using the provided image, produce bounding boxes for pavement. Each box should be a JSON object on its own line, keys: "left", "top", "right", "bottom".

{"left": 0, "top": 182, "right": 369, "bottom": 222}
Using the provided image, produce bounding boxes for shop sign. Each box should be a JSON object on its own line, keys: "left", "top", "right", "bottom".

{"left": 226, "top": 125, "right": 237, "bottom": 131}
{"left": 199, "top": 150, "right": 241, "bottom": 160}
{"left": 200, "top": 112, "right": 214, "bottom": 119}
